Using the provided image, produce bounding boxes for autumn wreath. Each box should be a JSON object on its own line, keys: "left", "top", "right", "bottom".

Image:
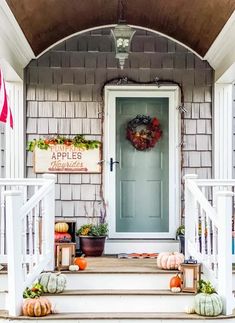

{"left": 126, "top": 115, "right": 162, "bottom": 151}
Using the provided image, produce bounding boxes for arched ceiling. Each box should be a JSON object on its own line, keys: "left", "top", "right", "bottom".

{"left": 5, "top": 0, "right": 235, "bottom": 57}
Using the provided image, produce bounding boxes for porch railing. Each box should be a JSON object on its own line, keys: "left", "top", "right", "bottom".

{"left": 185, "top": 174, "right": 235, "bottom": 315}
{"left": 0, "top": 175, "right": 55, "bottom": 316}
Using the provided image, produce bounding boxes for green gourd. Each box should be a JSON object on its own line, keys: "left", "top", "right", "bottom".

{"left": 38, "top": 273, "right": 66, "bottom": 294}
{"left": 194, "top": 293, "right": 223, "bottom": 316}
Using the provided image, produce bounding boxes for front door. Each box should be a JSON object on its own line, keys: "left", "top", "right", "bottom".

{"left": 105, "top": 87, "right": 180, "bottom": 239}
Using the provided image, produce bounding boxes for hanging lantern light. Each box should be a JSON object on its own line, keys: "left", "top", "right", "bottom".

{"left": 111, "top": 0, "right": 135, "bottom": 69}
{"left": 111, "top": 24, "right": 135, "bottom": 69}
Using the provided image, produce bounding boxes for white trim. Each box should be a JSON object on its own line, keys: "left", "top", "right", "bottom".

{"left": 205, "top": 11, "right": 235, "bottom": 81}
{"left": 0, "top": 1, "right": 35, "bottom": 78}
{"left": 214, "top": 83, "right": 233, "bottom": 179}
{"left": 104, "top": 85, "right": 180, "bottom": 239}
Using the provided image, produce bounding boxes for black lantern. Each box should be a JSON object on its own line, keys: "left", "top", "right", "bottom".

{"left": 111, "top": 0, "right": 135, "bottom": 69}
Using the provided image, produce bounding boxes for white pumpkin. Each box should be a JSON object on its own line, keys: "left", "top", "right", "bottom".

{"left": 194, "top": 293, "right": 223, "bottom": 316}
{"left": 157, "top": 252, "right": 184, "bottom": 270}
{"left": 171, "top": 287, "right": 181, "bottom": 293}
{"left": 185, "top": 306, "right": 195, "bottom": 314}
{"left": 39, "top": 272, "right": 66, "bottom": 293}
{"left": 69, "top": 265, "right": 79, "bottom": 271}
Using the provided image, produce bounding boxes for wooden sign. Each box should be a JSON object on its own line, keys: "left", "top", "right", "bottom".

{"left": 34, "top": 144, "right": 101, "bottom": 173}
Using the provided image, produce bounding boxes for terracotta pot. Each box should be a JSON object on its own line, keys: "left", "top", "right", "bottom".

{"left": 79, "top": 236, "right": 106, "bottom": 257}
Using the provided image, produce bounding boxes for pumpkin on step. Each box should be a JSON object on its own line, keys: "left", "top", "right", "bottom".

{"left": 22, "top": 297, "right": 52, "bottom": 317}
{"left": 194, "top": 280, "right": 223, "bottom": 317}
{"left": 54, "top": 232, "right": 72, "bottom": 242}
{"left": 38, "top": 272, "right": 66, "bottom": 293}
{"left": 157, "top": 252, "right": 184, "bottom": 270}
{"left": 74, "top": 257, "right": 87, "bottom": 270}
{"left": 169, "top": 274, "right": 182, "bottom": 291}
{"left": 55, "top": 222, "right": 69, "bottom": 233}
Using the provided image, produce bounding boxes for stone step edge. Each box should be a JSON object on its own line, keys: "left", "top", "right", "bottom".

{"left": 0, "top": 311, "right": 234, "bottom": 320}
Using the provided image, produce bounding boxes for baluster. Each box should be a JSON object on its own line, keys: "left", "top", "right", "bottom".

{"left": 195, "top": 202, "right": 200, "bottom": 253}
{"left": 213, "top": 225, "right": 218, "bottom": 278}
{"left": 28, "top": 210, "right": 34, "bottom": 272}
{"left": 22, "top": 186, "right": 28, "bottom": 278}
{"left": 34, "top": 186, "right": 40, "bottom": 265}
{"left": 206, "top": 215, "right": 212, "bottom": 268}
{"left": 41, "top": 198, "right": 46, "bottom": 257}
{"left": 201, "top": 209, "right": 206, "bottom": 258}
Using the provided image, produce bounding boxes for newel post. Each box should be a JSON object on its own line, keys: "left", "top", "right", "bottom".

{"left": 42, "top": 174, "right": 56, "bottom": 271}
{"left": 216, "top": 191, "right": 233, "bottom": 315}
{"left": 5, "top": 191, "right": 24, "bottom": 316}
{"left": 184, "top": 174, "right": 198, "bottom": 258}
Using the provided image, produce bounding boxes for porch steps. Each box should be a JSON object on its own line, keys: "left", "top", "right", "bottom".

{"left": 1, "top": 310, "right": 235, "bottom": 321}
{"left": 0, "top": 258, "right": 235, "bottom": 321}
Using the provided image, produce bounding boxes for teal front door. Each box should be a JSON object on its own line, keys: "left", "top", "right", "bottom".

{"left": 105, "top": 87, "right": 179, "bottom": 239}
{"left": 115, "top": 98, "right": 169, "bottom": 235}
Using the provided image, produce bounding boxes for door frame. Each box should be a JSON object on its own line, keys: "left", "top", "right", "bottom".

{"left": 104, "top": 85, "right": 181, "bottom": 239}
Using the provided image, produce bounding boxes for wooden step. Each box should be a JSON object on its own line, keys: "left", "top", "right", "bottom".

{"left": 1, "top": 310, "right": 235, "bottom": 321}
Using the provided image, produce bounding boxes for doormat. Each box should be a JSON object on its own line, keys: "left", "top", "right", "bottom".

{"left": 118, "top": 253, "right": 158, "bottom": 259}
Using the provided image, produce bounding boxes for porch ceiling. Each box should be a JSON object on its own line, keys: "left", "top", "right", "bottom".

{"left": 5, "top": 0, "right": 235, "bottom": 57}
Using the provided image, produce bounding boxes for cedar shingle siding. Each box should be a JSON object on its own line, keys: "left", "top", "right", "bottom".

{"left": 25, "top": 28, "right": 213, "bottom": 223}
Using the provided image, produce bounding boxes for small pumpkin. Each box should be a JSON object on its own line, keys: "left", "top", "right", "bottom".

{"left": 194, "top": 293, "right": 223, "bottom": 316}
{"left": 22, "top": 297, "right": 52, "bottom": 317}
{"left": 157, "top": 252, "right": 184, "bottom": 270}
{"left": 38, "top": 272, "right": 66, "bottom": 293}
{"left": 69, "top": 265, "right": 79, "bottom": 271}
{"left": 54, "top": 232, "right": 72, "bottom": 242}
{"left": 171, "top": 287, "right": 181, "bottom": 293}
{"left": 55, "top": 222, "right": 69, "bottom": 233}
{"left": 74, "top": 257, "right": 87, "bottom": 270}
{"left": 169, "top": 274, "right": 181, "bottom": 289}
{"left": 185, "top": 306, "right": 195, "bottom": 314}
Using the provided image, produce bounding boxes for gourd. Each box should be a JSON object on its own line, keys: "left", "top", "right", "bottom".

{"left": 157, "top": 252, "right": 184, "bottom": 270}
{"left": 169, "top": 274, "right": 181, "bottom": 289}
{"left": 171, "top": 287, "right": 181, "bottom": 293}
{"left": 194, "top": 293, "right": 223, "bottom": 316}
{"left": 185, "top": 306, "right": 195, "bottom": 314}
{"left": 22, "top": 297, "right": 52, "bottom": 317}
{"left": 69, "top": 265, "right": 79, "bottom": 271}
{"left": 74, "top": 257, "right": 87, "bottom": 270}
{"left": 55, "top": 222, "right": 69, "bottom": 233}
{"left": 194, "top": 280, "right": 223, "bottom": 317}
{"left": 38, "top": 272, "right": 66, "bottom": 293}
{"left": 54, "top": 232, "right": 72, "bottom": 242}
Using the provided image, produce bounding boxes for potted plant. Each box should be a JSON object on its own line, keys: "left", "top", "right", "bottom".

{"left": 76, "top": 223, "right": 108, "bottom": 256}
{"left": 176, "top": 225, "right": 185, "bottom": 254}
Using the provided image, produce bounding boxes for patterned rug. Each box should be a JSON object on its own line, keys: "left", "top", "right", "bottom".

{"left": 118, "top": 253, "right": 158, "bottom": 259}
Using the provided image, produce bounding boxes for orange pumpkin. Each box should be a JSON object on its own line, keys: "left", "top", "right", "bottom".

{"left": 74, "top": 257, "right": 87, "bottom": 270}
{"left": 170, "top": 274, "right": 182, "bottom": 289}
{"left": 22, "top": 297, "right": 52, "bottom": 317}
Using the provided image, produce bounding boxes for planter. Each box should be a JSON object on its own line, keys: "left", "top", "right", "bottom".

{"left": 178, "top": 235, "right": 185, "bottom": 254}
{"left": 79, "top": 236, "right": 106, "bottom": 257}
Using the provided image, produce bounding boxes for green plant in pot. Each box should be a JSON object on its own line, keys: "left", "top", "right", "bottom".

{"left": 76, "top": 202, "right": 108, "bottom": 257}
{"left": 194, "top": 280, "right": 223, "bottom": 317}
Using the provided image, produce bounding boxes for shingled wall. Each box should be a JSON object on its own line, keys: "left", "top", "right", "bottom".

{"left": 25, "top": 28, "right": 213, "bottom": 223}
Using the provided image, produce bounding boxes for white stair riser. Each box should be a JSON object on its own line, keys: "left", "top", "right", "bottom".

{"left": 2, "top": 320, "right": 235, "bottom": 323}
{"left": 105, "top": 241, "right": 179, "bottom": 254}
{"left": 1, "top": 273, "right": 235, "bottom": 291}
{"left": 46, "top": 295, "right": 194, "bottom": 313}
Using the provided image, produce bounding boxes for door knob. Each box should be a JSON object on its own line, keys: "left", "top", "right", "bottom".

{"left": 110, "top": 158, "right": 119, "bottom": 172}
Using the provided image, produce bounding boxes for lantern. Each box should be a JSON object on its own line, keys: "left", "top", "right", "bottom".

{"left": 111, "top": 23, "right": 135, "bottom": 69}
{"left": 55, "top": 243, "right": 76, "bottom": 271}
{"left": 180, "top": 259, "right": 201, "bottom": 293}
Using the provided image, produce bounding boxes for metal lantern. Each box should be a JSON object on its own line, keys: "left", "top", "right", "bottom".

{"left": 111, "top": 23, "right": 135, "bottom": 69}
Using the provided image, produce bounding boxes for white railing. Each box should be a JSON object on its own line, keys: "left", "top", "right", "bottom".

{"left": 185, "top": 174, "right": 234, "bottom": 316}
{"left": 0, "top": 175, "right": 55, "bottom": 316}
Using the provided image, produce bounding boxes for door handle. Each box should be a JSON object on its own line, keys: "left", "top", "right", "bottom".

{"left": 110, "top": 158, "right": 119, "bottom": 172}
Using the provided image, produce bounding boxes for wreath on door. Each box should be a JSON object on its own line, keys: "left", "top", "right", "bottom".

{"left": 126, "top": 115, "right": 162, "bottom": 151}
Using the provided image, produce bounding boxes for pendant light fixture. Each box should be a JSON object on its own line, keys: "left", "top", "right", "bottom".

{"left": 111, "top": 0, "right": 135, "bottom": 69}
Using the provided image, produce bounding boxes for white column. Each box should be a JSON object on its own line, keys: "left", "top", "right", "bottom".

{"left": 216, "top": 191, "right": 233, "bottom": 315}
{"left": 5, "top": 81, "right": 24, "bottom": 178}
{"left": 214, "top": 83, "right": 233, "bottom": 179}
{"left": 5, "top": 190, "right": 24, "bottom": 316}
